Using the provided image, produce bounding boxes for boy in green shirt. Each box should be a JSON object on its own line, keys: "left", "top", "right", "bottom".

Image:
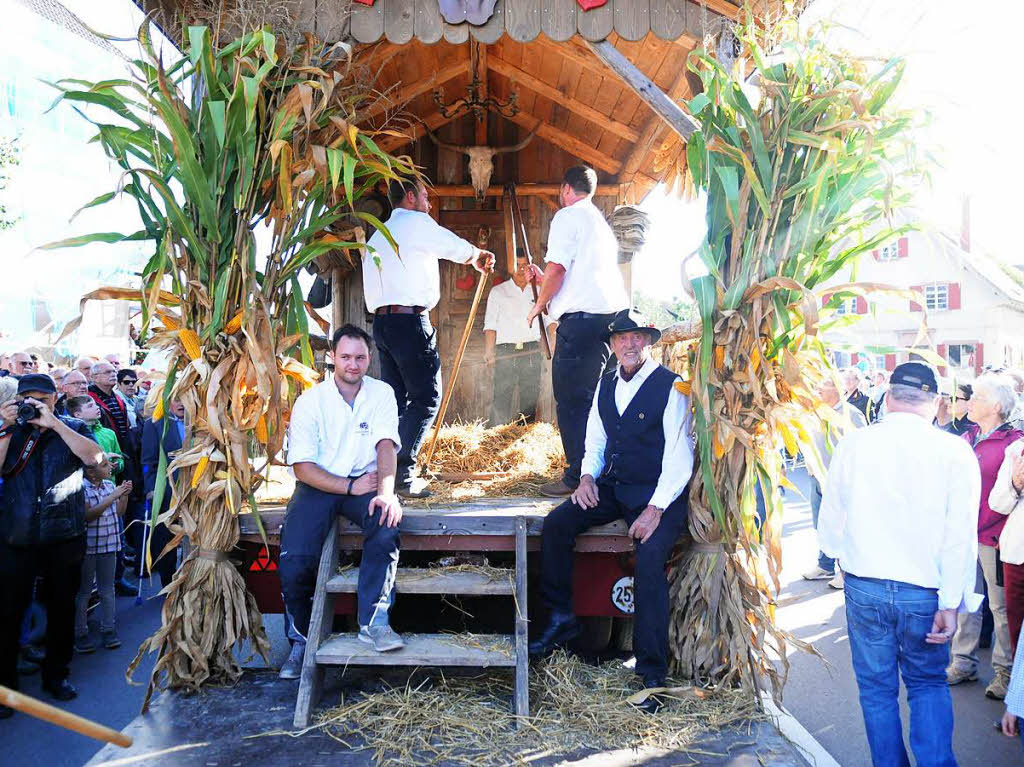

{"left": 66, "top": 395, "right": 124, "bottom": 474}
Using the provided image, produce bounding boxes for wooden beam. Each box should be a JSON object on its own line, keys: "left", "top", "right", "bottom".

{"left": 361, "top": 59, "right": 470, "bottom": 122}
{"left": 428, "top": 184, "right": 620, "bottom": 198}
{"left": 474, "top": 42, "right": 489, "bottom": 145}
{"left": 353, "top": 41, "right": 404, "bottom": 69}
{"left": 379, "top": 110, "right": 458, "bottom": 153}
{"left": 504, "top": 111, "right": 621, "bottom": 174}
{"left": 489, "top": 56, "right": 640, "bottom": 143}
{"left": 585, "top": 40, "right": 699, "bottom": 143}
{"left": 533, "top": 35, "right": 610, "bottom": 80}
{"left": 698, "top": 0, "right": 741, "bottom": 21}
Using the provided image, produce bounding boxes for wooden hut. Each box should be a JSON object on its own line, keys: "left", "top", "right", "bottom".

{"left": 140, "top": 0, "right": 738, "bottom": 422}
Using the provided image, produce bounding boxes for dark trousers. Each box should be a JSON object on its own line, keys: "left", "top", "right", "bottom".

{"left": 279, "top": 482, "right": 400, "bottom": 638}
{"left": 540, "top": 481, "right": 688, "bottom": 681}
{"left": 490, "top": 346, "right": 541, "bottom": 425}
{"left": 373, "top": 313, "right": 441, "bottom": 480}
{"left": 0, "top": 536, "right": 85, "bottom": 689}
{"left": 552, "top": 314, "right": 619, "bottom": 486}
{"left": 1004, "top": 560, "right": 1024, "bottom": 654}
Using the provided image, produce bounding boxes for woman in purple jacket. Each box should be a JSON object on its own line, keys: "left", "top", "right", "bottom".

{"left": 947, "top": 374, "right": 1024, "bottom": 700}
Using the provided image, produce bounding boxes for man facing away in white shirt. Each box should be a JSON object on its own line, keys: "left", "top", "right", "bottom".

{"left": 818, "top": 362, "right": 982, "bottom": 767}
{"left": 363, "top": 177, "right": 495, "bottom": 498}
{"left": 277, "top": 325, "right": 406, "bottom": 680}
{"left": 526, "top": 165, "right": 629, "bottom": 498}
{"left": 483, "top": 252, "right": 542, "bottom": 425}
{"left": 529, "top": 312, "right": 692, "bottom": 714}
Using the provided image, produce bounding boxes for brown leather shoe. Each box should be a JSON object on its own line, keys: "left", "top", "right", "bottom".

{"left": 539, "top": 479, "right": 575, "bottom": 497}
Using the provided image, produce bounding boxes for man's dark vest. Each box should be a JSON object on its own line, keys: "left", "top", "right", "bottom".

{"left": 596, "top": 363, "right": 677, "bottom": 509}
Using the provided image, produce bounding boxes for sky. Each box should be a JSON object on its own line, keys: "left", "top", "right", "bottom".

{"left": 633, "top": 0, "right": 1024, "bottom": 301}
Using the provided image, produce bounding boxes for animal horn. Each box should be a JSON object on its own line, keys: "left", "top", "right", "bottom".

{"left": 424, "top": 126, "right": 469, "bottom": 155}
{"left": 493, "top": 121, "right": 540, "bottom": 154}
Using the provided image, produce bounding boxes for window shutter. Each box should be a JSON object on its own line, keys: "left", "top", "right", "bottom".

{"left": 948, "top": 283, "right": 961, "bottom": 310}
{"left": 909, "top": 285, "right": 924, "bottom": 312}
{"left": 851, "top": 353, "right": 859, "bottom": 365}
{"left": 885, "top": 354, "right": 896, "bottom": 371}
{"left": 897, "top": 237, "right": 909, "bottom": 258}
{"left": 821, "top": 292, "right": 831, "bottom": 309}
{"left": 937, "top": 343, "right": 948, "bottom": 376}
{"left": 872, "top": 249, "right": 880, "bottom": 261}
{"left": 976, "top": 343, "right": 984, "bottom": 374}
{"left": 856, "top": 296, "right": 868, "bottom": 314}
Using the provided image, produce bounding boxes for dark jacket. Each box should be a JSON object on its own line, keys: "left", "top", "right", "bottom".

{"left": 142, "top": 415, "right": 185, "bottom": 510}
{"left": 0, "top": 417, "right": 96, "bottom": 546}
{"left": 962, "top": 422, "right": 1024, "bottom": 546}
{"left": 943, "top": 415, "right": 974, "bottom": 437}
{"left": 596, "top": 364, "right": 677, "bottom": 510}
{"left": 847, "top": 390, "right": 876, "bottom": 424}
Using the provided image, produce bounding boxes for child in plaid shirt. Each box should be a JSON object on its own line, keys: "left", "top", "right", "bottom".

{"left": 74, "top": 457, "right": 132, "bottom": 652}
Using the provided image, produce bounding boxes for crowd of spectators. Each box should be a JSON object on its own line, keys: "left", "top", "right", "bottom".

{"left": 0, "top": 349, "right": 183, "bottom": 718}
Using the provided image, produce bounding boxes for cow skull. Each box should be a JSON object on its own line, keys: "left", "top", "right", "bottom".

{"left": 426, "top": 124, "right": 539, "bottom": 202}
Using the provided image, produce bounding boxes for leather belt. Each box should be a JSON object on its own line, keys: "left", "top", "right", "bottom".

{"left": 497, "top": 341, "right": 539, "bottom": 351}
{"left": 560, "top": 311, "right": 618, "bottom": 321}
{"left": 375, "top": 304, "right": 426, "bottom": 315}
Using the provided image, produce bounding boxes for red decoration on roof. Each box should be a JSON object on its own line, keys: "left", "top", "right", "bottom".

{"left": 352, "top": 0, "right": 375, "bottom": 5}
{"left": 577, "top": 0, "right": 608, "bottom": 9}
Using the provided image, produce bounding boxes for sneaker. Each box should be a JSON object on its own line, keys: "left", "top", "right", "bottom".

{"left": 74, "top": 635, "right": 96, "bottom": 654}
{"left": 828, "top": 571, "right": 845, "bottom": 590}
{"left": 802, "top": 566, "right": 835, "bottom": 581}
{"left": 278, "top": 641, "right": 305, "bottom": 680}
{"left": 945, "top": 665, "right": 978, "bottom": 685}
{"left": 986, "top": 669, "right": 1011, "bottom": 700}
{"left": 397, "top": 482, "right": 432, "bottom": 500}
{"left": 358, "top": 625, "right": 406, "bottom": 653}
{"left": 101, "top": 631, "right": 122, "bottom": 650}
{"left": 539, "top": 479, "right": 575, "bottom": 497}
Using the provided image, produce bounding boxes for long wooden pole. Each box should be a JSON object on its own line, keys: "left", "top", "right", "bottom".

{"left": 422, "top": 270, "right": 489, "bottom": 468}
{"left": 0, "top": 685, "right": 132, "bottom": 748}
{"left": 508, "top": 184, "right": 552, "bottom": 360}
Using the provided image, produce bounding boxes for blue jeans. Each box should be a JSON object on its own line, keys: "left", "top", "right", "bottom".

{"left": 809, "top": 478, "right": 835, "bottom": 573}
{"left": 845, "top": 574, "right": 957, "bottom": 767}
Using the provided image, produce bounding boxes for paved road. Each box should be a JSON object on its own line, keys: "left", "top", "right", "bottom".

{"left": 777, "top": 469, "right": 1023, "bottom": 766}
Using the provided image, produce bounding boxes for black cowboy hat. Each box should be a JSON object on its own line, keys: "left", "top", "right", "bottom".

{"left": 602, "top": 310, "right": 662, "bottom": 345}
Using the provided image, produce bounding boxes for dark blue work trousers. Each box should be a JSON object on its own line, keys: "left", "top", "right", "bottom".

{"left": 373, "top": 313, "right": 441, "bottom": 480}
{"left": 540, "top": 480, "right": 688, "bottom": 682}
{"left": 279, "top": 483, "right": 400, "bottom": 638}
{"left": 552, "top": 313, "right": 619, "bottom": 486}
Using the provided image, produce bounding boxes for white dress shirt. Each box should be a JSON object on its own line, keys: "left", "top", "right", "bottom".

{"left": 483, "top": 279, "right": 541, "bottom": 346}
{"left": 580, "top": 357, "right": 693, "bottom": 509}
{"left": 544, "top": 198, "right": 629, "bottom": 321}
{"left": 818, "top": 411, "right": 982, "bottom": 611}
{"left": 987, "top": 438, "right": 1024, "bottom": 564}
{"left": 286, "top": 376, "right": 400, "bottom": 478}
{"left": 363, "top": 208, "right": 477, "bottom": 312}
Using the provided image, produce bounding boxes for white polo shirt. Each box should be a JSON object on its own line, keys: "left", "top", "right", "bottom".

{"left": 544, "top": 198, "right": 628, "bottom": 321}
{"left": 363, "top": 208, "right": 478, "bottom": 312}
{"left": 483, "top": 279, "right": 541, "bottom": 346}
{"left": 286, "top": 376, "right": 400, "bottom": 478}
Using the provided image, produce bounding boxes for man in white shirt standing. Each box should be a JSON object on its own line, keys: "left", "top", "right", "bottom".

{"left": 483, "top": 252, "right": 542, "bottom": 424}
{"left": 529, "top": 313, "right": 692, "bottom": 713}
{"left": 526, "top": 166, "right": 629, "bottom": 497}
{"left": 278, "top": 325, "right": 405, "bottom": 680}
{"left": 818, "top": 362, "right": 981, "bottom": 767}
{"left": 364, "top": 177, "right": 495, "bottom": 498}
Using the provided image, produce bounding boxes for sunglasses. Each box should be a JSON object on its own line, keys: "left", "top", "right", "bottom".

{"left": 16, "top": 361, "right": 35, "bottom": 367}
{"left": 954, "top": 396, "right": 970, "bottom": 402}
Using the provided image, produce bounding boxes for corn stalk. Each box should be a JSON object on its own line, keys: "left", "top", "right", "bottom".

{"left": 44, "top": 21, "right": 417, "bottom": 709}
{"left": 667, "top": 9, "right": 923, "bottom": 701}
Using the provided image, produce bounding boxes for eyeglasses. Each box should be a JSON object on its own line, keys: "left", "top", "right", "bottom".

{"left": 121, "top": 380, "right": 137, "bottom": 386}
{"left": 954, "top": 396, "right": 970, "bottom": 402}
{"left": 15, "top": 361, "right": 35, "bottom": 368}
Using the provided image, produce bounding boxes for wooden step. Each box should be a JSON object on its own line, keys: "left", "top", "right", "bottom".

{"left": 315, "top": 632, "right": 516, "bottom": 667}
{"left": 326, "top": 567, "right": 514, "bottom": 596}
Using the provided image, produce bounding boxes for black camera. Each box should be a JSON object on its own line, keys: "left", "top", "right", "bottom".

{"left": 16, "top": 402, "right": 41, "bottom": 426}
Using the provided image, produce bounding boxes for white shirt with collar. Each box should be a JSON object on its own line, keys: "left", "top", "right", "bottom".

{"left": 818, "top": 411, "right": 982, "bottom": 611}
{"left": 483, "top": 279, "right": 541, "bottom": 346}
{"left": 363, "top": 207, "right": 478, "bottom": 313}
{"left": 286, "top": 376, "right": 400, "bottom": 479}
{"left": 580, "top": 356, "right": 694, "bottom": 509}
{"left": 544, "top": 198, "right": 629, "bottom": 321}
{"left": 987, "top": 437, "right": 1024, "bottom": 564}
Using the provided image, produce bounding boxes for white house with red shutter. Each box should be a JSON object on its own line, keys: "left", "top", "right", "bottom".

{"left": 820, "top": 207, "right": 1024, "bottom": 379}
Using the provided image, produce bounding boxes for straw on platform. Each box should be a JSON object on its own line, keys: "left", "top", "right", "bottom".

{"left": 314, "top": 651, "right": 761, "bottom": 767}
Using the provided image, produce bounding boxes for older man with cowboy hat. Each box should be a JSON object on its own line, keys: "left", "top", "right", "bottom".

{"left": 529, "top": 311, "right": 693, "bottom": 712}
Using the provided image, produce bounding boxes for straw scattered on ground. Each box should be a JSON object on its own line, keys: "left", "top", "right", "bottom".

{"left": 312, "top": 651, "right": 762, "bottom": 767}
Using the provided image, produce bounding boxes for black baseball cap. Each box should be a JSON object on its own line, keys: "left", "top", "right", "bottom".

{"left": 17, "top": 373, "right": 57, "bottom": 396}
{"left": 890, "top": 362, "right": 938, "bottom": 393}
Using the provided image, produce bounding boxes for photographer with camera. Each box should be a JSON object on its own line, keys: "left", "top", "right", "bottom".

{"left": 0, "top": 374, "right": 104, "bottom": 716}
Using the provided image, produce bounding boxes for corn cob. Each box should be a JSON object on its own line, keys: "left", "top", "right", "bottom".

{"left": 191, "top": 455, "right": 210, "bottom": 489}
{"left": 255, "top": 414, "right": 268, "bottom": 444}
{"left": 155, "top": 309, "right": 181, "bottom": 330}
{"left": 179, "top": 329, "right": 202, "bottom": 360}
{"left": 223, "top": 311, "right": 244, "bottom": 335}
{"left": 151, "top": 397, "right": 164, "bottom": 421}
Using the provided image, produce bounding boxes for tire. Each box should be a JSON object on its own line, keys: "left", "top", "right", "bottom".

{"left": 612, "top": 616, "right": 633, "bottom": 653}
{"left": 574, "top": 616, "right": 613, "bottom": 653}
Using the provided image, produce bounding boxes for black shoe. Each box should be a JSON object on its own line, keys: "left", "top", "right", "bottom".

{"left": 16, "top": 657, "right": 39, "bottom": 676}
{"left": 115, "top": 578, "right": 138, "bottom": 596}
{"left": 631, "top": 677, "right": 666, "bottom": 714}
{"left": 21, "top": 645, "right": 45, "bottom": 665}
{"left": 0, "top": 705, "right": 13, "bottom": 719}
{"left": 528, "top": 612, "right": 581, "bottom": 657}
{"left": 42, "top": 679, "right": 78, "bottom": 702}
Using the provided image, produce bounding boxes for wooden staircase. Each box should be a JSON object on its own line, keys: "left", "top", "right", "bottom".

{"left": 293, "top": 516, "right": 530, "bottom": 728}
